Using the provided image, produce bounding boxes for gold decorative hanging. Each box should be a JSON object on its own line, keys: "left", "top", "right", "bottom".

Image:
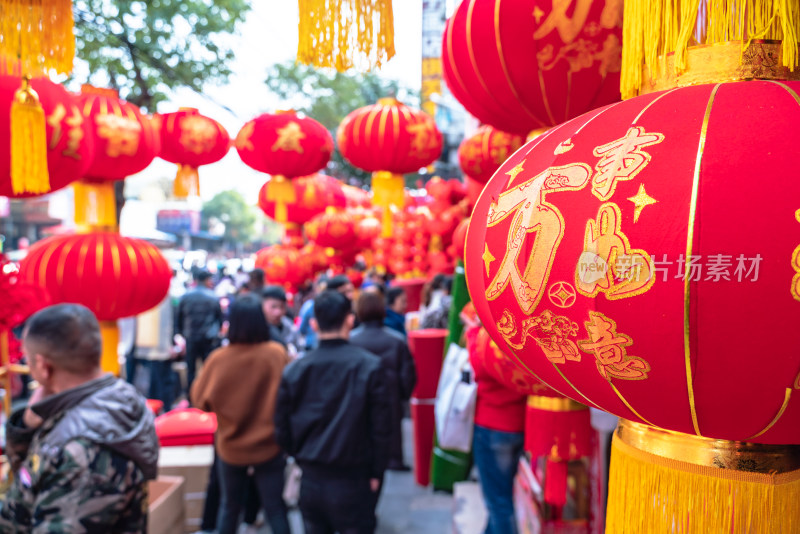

{"left": 297, "top": 0, "right": 395, "bottom": 71}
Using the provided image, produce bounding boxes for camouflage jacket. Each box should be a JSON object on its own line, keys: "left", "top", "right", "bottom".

{"left": 0, "top": 375, "right": 159, "bottom": 533}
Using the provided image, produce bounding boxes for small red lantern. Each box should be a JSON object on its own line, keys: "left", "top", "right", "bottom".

{"left": 258, "top": 173, "right": 346, "bottom": 226}
{"left": 305, "top": 209, "right": 357, "bottom": 251}
{"left": 237, "top": 110, "right": 333, "bottom": 223}
{"left": 452, "top": 217, "right": 469, "bottom": 263}
{"left": 442, "top": 0, "right": 622, "bottom": 136}
{"left": 458, "top": 125, "right": 525, "bottom": 184}
{"left": 254, "top": 244, "right": 309, "bottom": 291}
{"left": 0, "top": 75, "right": 94, "bottom": 197}
{"left": 159, "top": 108, "right": 230, "bottom": 198}
{"left": 20, "top": 232, "right": 171, "bottom": 374}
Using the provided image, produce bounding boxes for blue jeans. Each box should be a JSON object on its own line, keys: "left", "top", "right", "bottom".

{"left": 147, "top": 360, "right": 177, "bottom": 412}
{"left": 217, "top": 454, "right": 290, "bottom": 534}
{"left": 473, "top": 425, "right": 524, "bottom": 534}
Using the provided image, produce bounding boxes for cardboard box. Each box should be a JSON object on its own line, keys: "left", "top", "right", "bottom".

{"left": 148, "top": 476, "right": 185, "bottom": 534}
{"left": 158, "top": 445, "right": 214, "bottom": 533}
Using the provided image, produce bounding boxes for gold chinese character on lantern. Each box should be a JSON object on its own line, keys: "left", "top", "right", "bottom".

{"left": 272, "top": 121, "right": 306, "bottom": 153}
{"left": 95, "top": 114, "right": 142, "bottom": 157}
{"left": 179, "top": 115, "right": 219, "bottom": 154}
{"left": 406, "top": 122, "right": 435, "bottom": 159}
{"left": 592, "top": 126, "right": 664, "bottom": 201}
{"left": 47, "top": 104, "right": 84, "bottom": 160}
{"left": 578, "top": 311, "right": 650, "bottom": 381}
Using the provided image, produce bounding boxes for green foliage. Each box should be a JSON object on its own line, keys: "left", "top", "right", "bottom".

{"left": 73, "top": 0, "right": 251, "bottom": 111}
{"left": 201, "top": 190, "right": 257, "bottom": 245}
{"left": 265, "top": 62, "right": 419, "bottom": 184}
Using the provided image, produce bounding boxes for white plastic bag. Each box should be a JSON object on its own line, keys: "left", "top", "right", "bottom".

{"left": 434, "top": 343, "right": 477, "bottom": 453}
{"left": 283, "top": 458, "right": 302, "bottom": 508}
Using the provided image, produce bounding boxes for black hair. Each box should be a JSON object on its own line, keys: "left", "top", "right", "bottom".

{"left": 313, "top": 290, "right": 352, "bottom": 333}
{"left": 195, "top": 270, "right": 212, "bottom": 283}
{"left": 326, "top": 274, "right": 351, "bottom": 292}
{"left": 24, "top": 304, "right": 102, "bottom": 374}
{"left": 262, "top": 285, "right": 287, "bottom": 302}
{"left": 227, "top": 294, "right": 272, "bottom": 344}
{"left": 249, "top": 268, "right": 265, "bottom": 287}
{"left": 386, "top": 286, "right": 406, "bottom": 306}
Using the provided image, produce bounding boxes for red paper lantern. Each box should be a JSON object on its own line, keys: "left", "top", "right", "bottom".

{"left": 301, "top": 242, "right": 330, "bottom": 276}
{"left": 452, "top": 217, "right": 469, "bottom": 262}
{"left": 254, "top": 244, "right": 309, "bottom": 291}
{"left": 442, "top": 0, "right": 622, "bottom": 136}
{"left": 356, "top": 215, "right": 382, "bottom": 249}
{"left": 158, "top": 108, "right": 230, "bottom": 197}
{"left": 466, "top": 81, "right": 800, "bottom": 445}
{"left": 258, "top": 173, "right": 346, "bottom": 225}
{"left": 0, "top": 75, "right": 94, "bottom": 197}
{"left": 458, "top": 125, "right": 525, "bottom": 184}
{"left": 77, "top": 86, "right": 160, "bottom": 182}
{"left": 305, "top": 209, "right": 357, "bottom": 251}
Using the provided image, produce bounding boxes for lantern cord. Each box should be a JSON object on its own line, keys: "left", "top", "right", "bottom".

{"left": 621, "top": 0, "right": 800, "bottom": 99}
{"left": 297, "top": 0, "right": 395, "bottom": 72}
{"left": 11, "top": 77, "right": 50, "bottom": 195}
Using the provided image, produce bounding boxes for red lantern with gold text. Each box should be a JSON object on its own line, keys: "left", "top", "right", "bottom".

{"left": 466, "top": 81, "right": 800, "bottom": 530}
{"left": 159, "top": 108, "right": 230, "bottom": 198}
{"left": 305, "top": 208, "right": 357, "bottom": 251}
{"left": 258, "top": 173, "right": 346, "bottom": 227}
{"left": 458, "top": 125, "right": 525, "bottom": 184}
{"left": 0, "top": 75, "right": 94, "bottom": 198}
{"left": 442, "top": 0, "right": 622, "bottom": 137}
{"left": 337, "top": 98, "right": 442, "bottom": 234}
{"left": 76, "top": 86, "right": 159, "bottom": 228}
{"left": 236, "top": 111, "right": 333, "bottom": 223}
{"left": 20, "top": 232, "right": 171, "bottom": 374}
{"left": 254, "top": 244, "right": 310, "bottom": 292}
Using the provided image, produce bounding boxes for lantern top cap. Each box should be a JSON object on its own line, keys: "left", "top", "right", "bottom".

{"left": 377, "top": 97, "right": 401, "bottom": 107}
{"left": 177, "top": 107, "right": 199, "bottom": 113}
{"left": 80, "top": 85, "right": 119, "bottom": 98}
{"left": 275, "top": 109, "right": 297, "bottom": 115}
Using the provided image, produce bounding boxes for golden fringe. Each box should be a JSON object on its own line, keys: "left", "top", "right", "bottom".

{"left": 372, "top": 171, "right": 404, "bottom": 237}
{"left": 11, "top": 78, "right": 49, "bottom": 194}
{"left": 0, "top": 0, "right": 75, "bottom": 76}
{"left": 173, "top": 165, "right": 200, "bottom": 198}
{"left": 99, "top": 321, "right": 120, "bottom": 376}
{"left": 607, "top": 432, "right": 800, "bottom": 533}
{"left": 622, "top": 0, "right": 800, "bottom": 98}
{"left": 73, "top": 180, "right": 117, "bottom": 231}
{"left": 297, "top": 0, "right": 395, "bottom": 71}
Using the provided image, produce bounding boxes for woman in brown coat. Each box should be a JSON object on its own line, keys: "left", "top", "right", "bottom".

{"left": 191, "top": 293, "right": 291, "bottom": 534}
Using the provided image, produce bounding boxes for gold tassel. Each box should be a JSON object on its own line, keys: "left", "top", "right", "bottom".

{"left": 173, "top": 164, "right": 200, "bottom": 198}
{"left": 99, "top": 320, "right": 120, "bottom": 376}
{"left": 267, "top": 175, "right": 297, "bottom": 224}
{"left": 372, "top": 171, "right": 404, "bottom": 237}
{"left": 622, "top": 0, "right": 800, "bottom": 99}
{"left": 73, "top": 180, "right": 118, "bottom": 232}
{"left": 607, "top": 419, "right": 800, "bottom": 533}
{"left": 0, "top": 0, "right": 75, "bottom": 77}
{"left": 10, "top": 76, "right": 49, "bottom": 195}
{"left": 297, "top": 0, "right": 395, "bottom": 72}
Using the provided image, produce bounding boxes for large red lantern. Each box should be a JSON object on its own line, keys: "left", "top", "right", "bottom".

{"left": 20, "top": 232, "right": 171, "bottom": 374}
{"left": 158, "top": 108, "right": 230, "bottom": 198}
{"left": 257, "top": 173, "right": 346, "bottom": 226}
{"left": 236, "top": 110, "right": 333, "bottom": 223}
{"left": 305, "top": 209, "right": 358, "bottom": 251}
{"left": 0, "top": 75, "right": 94, "bottom": 197}
{"left": 467, "top": 80, "right": 800, "bottom": 447}
{"left": 337, "top": 98, "right": 443, "bottom": 234}
{"left": 442, "top": 0, "right": 622, "bottom": 137}
{"left": 254, "top": 244, "right": 310, "bottom": 291}
{"left": 458, "top": 125, "right": 525, "bottom": 184}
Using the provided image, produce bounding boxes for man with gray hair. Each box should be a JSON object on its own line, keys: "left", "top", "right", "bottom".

{"left": 0, "top": 304, "right": 159, "bottom": 532}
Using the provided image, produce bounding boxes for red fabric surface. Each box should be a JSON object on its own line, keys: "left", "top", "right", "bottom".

{"left": 442, "top": 0, "right": 622, "bottom": 136}
{"left": 466, "top": 81, "right": 800, "bottom": 444}
{"left": 158, "top": 108, "right": 230, "bottom": 167}
{"left": 391, "top": 278, "right": 426, "bottom": 313}
{"left": 0, "top": 75, "right": 94, "bottom": 197}
{"left": 544, "top": 458, "right": 568, "bottom": 507}
{"left": 410, "top": 402, "right": 435, "bottom": 487}
{"left": 19, "top": 232, "right": 171, "bottom": 321}
{"left": 459, "top": 125, "right": 525, "bottom": 184}
{"left": 337, "top": 99, "right": 443, "bottom": 174}
{"left": 452, "top": 218, "right": 470, "bottom": 263}
{"left": 77, "top": 88, "right": 159, "bottom": 182}
{"left": 525, "top": 406, "right": 592, "bottom": 460}
{"left": 155, "top": 408, "right": 217, "bottom": 447}
{"left": 258, "top": 174, "right": 346, "bottom": 225}
{"left": 407, "top": 328, "right": 448, "bottom": 399}
{"left": 236, "top": 111, "right": 332, "bottom": 178}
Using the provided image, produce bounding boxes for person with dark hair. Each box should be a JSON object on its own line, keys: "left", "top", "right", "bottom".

{"left": 262, "top": 285, "right": 300, "bottom": 354}
{"left": 275, "top": 290, "right": 391, "bottom": 534}
{"left": 176, "top": 269, "right": 223, "bottom": 395}
{"left": 384, "top": 286, "right": 408, "bottom": 337}
{"left": 419, "top": 274, "right": 453, "bottom": 329}
{"left": 298, "top": 275, "right": 328, "bottom": 352}
{"left": 351, "top": 291, "right": 417, "bottom": 472}
{"left": 191, "top": 294, "right": 291, "bottom": 534}
{"left": 325, "top": 273, "right": 356, "bottom": 301}
{"left": 249, "top": 267, "right": 266, "bottom": 294}
{"left": 0, "top": 304, "right": 159, "bottom": 532}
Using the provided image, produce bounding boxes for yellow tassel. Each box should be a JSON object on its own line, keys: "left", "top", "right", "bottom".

{"left": 73, "top": 180, "right": 117, "bottom": 232}
{"left": 99, "top": 320, "right": 120, "bottom": 376}
{"left": 607, "top": 420, "right": 800, "bottom": 534}
{"left": 372, "top": 171, "right": 404, "bottom": 237}
{"left": 267, "top": 175, "right": 297, "bottom": 224}
{"left": 10, "top": 76, "right": 49, "bottom": 195}
{"left": 173, "top": 164, "right": 200, "bottom": 198}
{"left": 297, "top": 0, "right": 395, "bottom": 72}
{"left": 0, "top": 0, "right": 75, "bottom": 77}
{"left": 622, "top": 0, "right": 800, "bottom": 99}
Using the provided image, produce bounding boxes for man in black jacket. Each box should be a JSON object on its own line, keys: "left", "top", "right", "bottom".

{"left": 175, "top": 270, "right": 222, "bottom": 395}
{"left": 350, "top": 290, "right": 417, "bottom": 471}
{"left": 275, "top": 290, "right": 391, "bottom": 534}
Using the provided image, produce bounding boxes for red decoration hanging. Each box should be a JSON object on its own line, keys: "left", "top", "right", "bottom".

{"left": 258, "top": 173, "right": 346, "bottom": 225}
{"left": 305, "top": 208, "right": 358, "bottom": 251}
{"left": 254, "top": 244, "right": 310, "bottom": 291}
{"left": 458, "top": 125, "right": 525, "bottom": 184}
